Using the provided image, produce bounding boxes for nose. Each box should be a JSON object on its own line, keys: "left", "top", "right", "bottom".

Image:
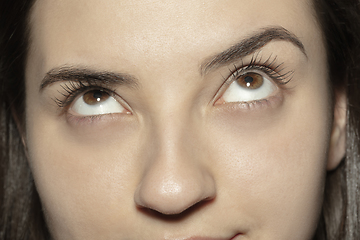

{"left": 134, "top": 120, "right": 216, "bottom": 215}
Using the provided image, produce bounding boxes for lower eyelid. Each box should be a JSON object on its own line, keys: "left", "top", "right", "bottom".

{"left": 65, "top": 109, "right": 134, "bottom": 127}
{"left": 214, "top": 93, "right": 284, "bottom": 112}
{"left": 66, "top": 112, "right": 114, "bottom": 126}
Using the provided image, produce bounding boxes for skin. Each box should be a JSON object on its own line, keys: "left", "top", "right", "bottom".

{"left": 24, "top": 0, "right": 345, "bottom": 239}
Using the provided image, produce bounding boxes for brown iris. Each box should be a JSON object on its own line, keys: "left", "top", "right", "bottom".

{"left": 236, "top": 72, "right": 264, "bottom": 89}
{"left": 83, "top": 90, "right": 110, "bottom": 105}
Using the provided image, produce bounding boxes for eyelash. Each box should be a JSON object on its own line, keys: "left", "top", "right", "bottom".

{"left": 55, "top": 80, "right": 117, "bottom": 110}
{"left": 54, "top": 54, "right": 293, "bottom": 112}
{"left": 227, "top": 54, "right": 293, "bottom": 87}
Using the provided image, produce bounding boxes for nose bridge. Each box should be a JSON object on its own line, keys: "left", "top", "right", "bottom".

{"left": 157, "top": 108, "right": 191, "bottom": 159}
{"left": 134, "top": 108, "right": 216, "bottom": 215}
{"left": 145, "top": 89, "right": 201, "bottom": 163}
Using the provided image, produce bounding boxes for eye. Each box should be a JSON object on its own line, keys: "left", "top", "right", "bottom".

{"left": 217, "top": 71, "right": 278, "bottom": 104}
{"left": 70, "top": 90, "right": 128, "bottom": 116}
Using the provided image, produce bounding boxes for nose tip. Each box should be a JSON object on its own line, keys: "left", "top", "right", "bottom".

{"left": 134, "top": 162, "right": 216, "bottom": 215}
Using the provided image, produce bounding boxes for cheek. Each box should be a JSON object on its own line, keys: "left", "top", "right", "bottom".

{"left": 25, "top": 110, "right": 142, "bottom": 237}
{"left": 206, "top": 82, "right": 331, "bottom": 237}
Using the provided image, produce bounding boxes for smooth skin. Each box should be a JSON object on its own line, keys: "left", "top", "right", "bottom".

{"left": 25, "top": 0, "right": 346, "bottom": 239}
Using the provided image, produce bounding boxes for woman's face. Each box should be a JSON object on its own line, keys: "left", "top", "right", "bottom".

{"left": 25, "top": 0, "right": 342, "bottom": 239}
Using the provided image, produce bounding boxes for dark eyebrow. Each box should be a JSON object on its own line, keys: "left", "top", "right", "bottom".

{"left": 201, "top": 26, "right": 306, "bottom": 75}
{"left": 40, "top": 66, "right": 138, "bottom": 91}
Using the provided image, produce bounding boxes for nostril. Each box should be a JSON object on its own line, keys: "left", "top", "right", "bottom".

{"left": 136, "top": 197, "right": 216, "bottom": 220}
{"left": 134, "top": 182, "right": 198, "bottom": 215}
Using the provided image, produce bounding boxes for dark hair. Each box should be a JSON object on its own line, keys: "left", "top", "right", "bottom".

{"left": 313, "top": 0, "right": 360, "bottom": 239}
{"left": 0, "top": 0, "right": 359, "bottom": 239}
{"left": 0, "top": 1, "right": 50, "bottom": 239}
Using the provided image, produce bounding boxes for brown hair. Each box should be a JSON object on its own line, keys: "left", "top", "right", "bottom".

{"left": 0, "top": 0, "right": 359, "bottom": 239}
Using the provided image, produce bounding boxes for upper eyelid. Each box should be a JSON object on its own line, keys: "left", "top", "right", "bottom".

{"left": 54, "top": 81, "right": 118, "bottom": 109}
{"left": 226, "top": 55, "right": 294, "bottom": 85}
{"left": 210, "top": 55, "right": 293, "bottom": 104}
{"left": 232, "top": 64, "right": 292, "bottom": 82}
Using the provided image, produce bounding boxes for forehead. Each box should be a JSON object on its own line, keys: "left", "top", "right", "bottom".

{"left": 28, "top": 0, "right": 318, "bottom": 74}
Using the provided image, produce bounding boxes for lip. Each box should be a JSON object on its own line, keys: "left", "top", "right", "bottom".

{"left": 174, "top": 233, "right": 243, "bottom": 240}
{"left": 230, "top": 234, "right": 243, "bottom": 240}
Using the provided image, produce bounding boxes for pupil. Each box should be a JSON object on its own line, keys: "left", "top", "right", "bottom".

{"left": 93, "top": 91, "right": 102, "bottom": 100}
{"left": 244, "top": 76, "right": 254, "bottom": 83}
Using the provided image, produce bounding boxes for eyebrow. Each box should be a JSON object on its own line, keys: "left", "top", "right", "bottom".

{"left": 201, "top": 26, "right": 306, "bottom": 75}
{"left": 40, "top": 67, "right": 138, "bottom": 91}
{"left": 40, "top": 27, "right": 304, "bottom": 90}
